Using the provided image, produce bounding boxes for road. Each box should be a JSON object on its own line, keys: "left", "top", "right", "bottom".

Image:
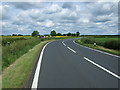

{"left": 31, "top": 38, "right": 120, "bottom": 88}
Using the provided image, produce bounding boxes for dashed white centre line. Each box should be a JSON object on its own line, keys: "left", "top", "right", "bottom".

{"left": 84, "top": 57, "right": 120, "bottom": 79}
{"left": 62, "top": 41, "right": 66, "bottom": 46}
{"left": 67, "top": 46, "right": 76, "bottom": 53}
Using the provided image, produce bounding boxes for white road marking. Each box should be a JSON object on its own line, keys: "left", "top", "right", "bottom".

{"left": 31, "top": 42, "right": 50, "bottom": 88}
{"left": 84, "top": 57, "right": 120, "bottom": 79}
{"left": 73, "top": 40, "right": 120, "bottom": 58}
{"left": 62, "top": 41, "right": 66, "bottom": 46}
{"left": 67, "top": 46, "right": 76, "bottom": 53}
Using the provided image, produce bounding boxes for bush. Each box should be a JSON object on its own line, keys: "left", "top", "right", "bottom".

{"left": 2, "top": 37, "right": 27, "bottom": 46}
{"left": 81, "top": 38, "right": 95, "bottom": 44}
{"left": 104, "top": 40, "right": 120, "bottom": 50}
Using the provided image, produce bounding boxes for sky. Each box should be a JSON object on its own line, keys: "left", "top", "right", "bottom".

{"left": 0, "top": 2, "right": 119, "bottom": 35}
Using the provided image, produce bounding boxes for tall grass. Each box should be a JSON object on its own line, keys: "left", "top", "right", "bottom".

{"left": 81, "top": 38, "right": 95, "bottom": 44}
{"left": 104, "top": 40, "right": 120, "bottom": 50}
{"left": 2, "top": 38, "right": 42, "bottom": 70}
{"left": 80, "top": 37, "right": 120, "bottom": 50}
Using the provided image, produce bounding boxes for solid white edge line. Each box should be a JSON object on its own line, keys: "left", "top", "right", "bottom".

{"left": 84, "top": 57, "right": 120, "bottom": 79}
{"left": 62, "top": 41, "right": 66, "bottom": 46}
{"left": 31, "top": 42, "right": 50, "bottom": 88}
{"left": 73, "top": 40, "right": 120, "bottom": 58}
{"left": 67, "top": 46, "right": 76, "bottom": 53}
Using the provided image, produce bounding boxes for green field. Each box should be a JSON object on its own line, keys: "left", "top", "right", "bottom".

{"left": 75, "top": 36, "right": 120, "bottom": 56}
{"left": 94, "top": 37, "right": 118, "bottom": 44}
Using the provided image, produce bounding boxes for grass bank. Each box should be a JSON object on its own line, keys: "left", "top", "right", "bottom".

{"left": 2, "top": 38, "right": 43, "bottom": 70}
{"left": 75, "top": 39, "right": 120, "bottom": 56}
{"left": 2, "top": 40, "right": 51, "bottom": 88}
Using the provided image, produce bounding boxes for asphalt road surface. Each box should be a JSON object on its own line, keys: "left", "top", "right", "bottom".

{"left": 32, "top": 39, "right": 120, "bottom": 88}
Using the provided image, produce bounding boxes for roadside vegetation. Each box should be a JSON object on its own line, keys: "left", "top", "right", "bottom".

{"left": 75, "top": 35, "right": 120, "bottom": 56}
{"left": 2, "top": 40, "right": 50, "bottom": 88}
{"left": 2, "top": 30, "right": 80, "bottom": 70}
{"left": 2, "top": 30, "right": 80, "bottom": 88}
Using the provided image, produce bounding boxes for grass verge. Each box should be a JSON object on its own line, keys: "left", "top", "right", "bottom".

{"left": 2, "top": 40, "right": 52, "bottom": 88}
{"left": 75, "top": 39, "right": 120, "bottom": 56}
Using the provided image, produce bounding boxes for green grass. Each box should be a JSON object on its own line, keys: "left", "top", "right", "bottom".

{"left": 75, "top": 39, "right": 120, "bottom": 56}
{"left": 94, "top": 37, "right": 118, "bottom": 43}
{"left": 2, "top": 36, "right": 79, "bottom": 88}
{"left": 2, "top": 38, "right": 43, "bottom": 70}
{"left": 2, "top": 40, "right": 51, "bottom": 88}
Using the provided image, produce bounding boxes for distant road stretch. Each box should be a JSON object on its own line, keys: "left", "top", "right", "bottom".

{"left": 31, "top": 38, "right": 120, "bottom": 88}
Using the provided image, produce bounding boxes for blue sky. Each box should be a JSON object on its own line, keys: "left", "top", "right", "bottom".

{"left": 0, "top": 2, "right": 119, "bottom": 35}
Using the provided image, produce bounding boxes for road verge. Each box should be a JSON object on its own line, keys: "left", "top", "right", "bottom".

{"left": 2, "top": 40, "right": 53, "bottom": 88}
{"left": 75, "top": 39, "right": 120, "bottom": 56}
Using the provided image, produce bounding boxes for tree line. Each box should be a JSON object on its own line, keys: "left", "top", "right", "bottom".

{"left": 32, "top": 30, "right": 80, "bottom": 37}
{"left": 10, "top": 30, "right": 80, "bottom": 37}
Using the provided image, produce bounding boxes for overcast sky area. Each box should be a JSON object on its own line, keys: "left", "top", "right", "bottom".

{"left": 0, "top": 2, "right": 119, "bottom": 35}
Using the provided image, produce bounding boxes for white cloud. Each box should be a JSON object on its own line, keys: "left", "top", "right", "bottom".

{"left": 1, "top": 2, "right": 118, "bottom": 35}
{"left": 44, "top": 4, "right": 62, "bottom": 14}
{"left": 1, "top": 5, "right": 10, "bottom": 20}
{"left": 37, "top": 20, "right": 55, "bottom": 27}
{"left": 44, "top": 20, "right": 55, "bottom": 27}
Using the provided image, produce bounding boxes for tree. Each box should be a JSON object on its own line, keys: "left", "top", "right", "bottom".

{"left": 12, "top": 34, "right": 17, "bottom": 36}
{"left": 57, "top": 33, "right": 62, "bottom": 36}
{"left": 67, "top": 33, "right": 71, "bottom": 36}
{"left": 18, "top": 34, "right": 23, "bottom": 36}
{"left": 71, "top": 33, "right": 76, "bottom": 36}
{"left": 50, "top": 30, "right": 56, "bottom": 36}
{"left": 63, "top": 34, "right": 67, "bottom": 36}
{"left": 76, "top": 32, "right": 80, "bottom": 36}
{"left": 32, "top": 31, "right": 39, "bottom": 37}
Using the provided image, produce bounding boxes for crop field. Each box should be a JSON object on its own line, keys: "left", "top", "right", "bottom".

{"left": 94, "top": 37, "right": 118, "bottom": 43}
{"left": 76, "top": 36, "right": 120, "bottom": 56}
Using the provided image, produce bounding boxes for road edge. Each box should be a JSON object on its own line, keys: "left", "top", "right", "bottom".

{"left": 24, "top": 41, "right": 53, "bottom": 88}
{"left": 73, "top": 40, "right": 120, "bottom": 58}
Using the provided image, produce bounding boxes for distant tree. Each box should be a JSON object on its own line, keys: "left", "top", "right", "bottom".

{"left": 57, "top": 33, "right": 62, "bottom": 36}
{"left": 12, "top": 34, "right": 17, "bottom": 36}
{"left": 76, "top": 32, "right": 80, "bottom": 36}
{"left": 71, "top": 33, "right": 76, "bottom": 36}
{"left": 44, "top": 34, "right": 50, "bottom": 36}
{"left": 32, "top": 31, "right": 39, "bottom": 37}
{"left": 63, "top": 34, "right": 67, "bottom": 36}
{"left": 67, "top": 33, "right": 71, "bottom": 36}
{"left": 50, "top": 30, "right": 56, "bottom": 36}
{"left": 18, "top": 34, "right": 23, "bottom": 36}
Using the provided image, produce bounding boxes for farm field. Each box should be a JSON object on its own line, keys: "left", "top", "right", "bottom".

{"left": 94, "top": 37, "right": 119, "bottom": 44}
{"left": 75, "top": 36, "right": 120, "bottom": 56}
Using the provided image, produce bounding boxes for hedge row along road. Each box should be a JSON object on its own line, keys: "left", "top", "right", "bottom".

{"left": 30, "top": 38, "right": 120, "bottom": 88}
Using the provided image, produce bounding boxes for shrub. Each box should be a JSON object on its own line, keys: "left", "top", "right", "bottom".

{"left": 104, "top": 40, "right": 120, "bottom": 50}
{"left": 81, "top": 38, "right": 95, "bottom": 44}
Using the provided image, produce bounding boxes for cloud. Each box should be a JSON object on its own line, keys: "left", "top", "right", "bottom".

{"left": 44, "top": 4, "right": 62, "bottom": 14}
{"left": 1, "top": 4, "right": 11, "bottom": 20}
{"left": 62, "top": 2, "right": 74, "bottom": 9}
{"left": 1, "top": 2, "right": 118, "bottom": 35}
{"left": 37, "top": 20, "right": 55, "bottom": 27}
{"left": 9, "top": 2, "right": 45, "bottom": 10}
